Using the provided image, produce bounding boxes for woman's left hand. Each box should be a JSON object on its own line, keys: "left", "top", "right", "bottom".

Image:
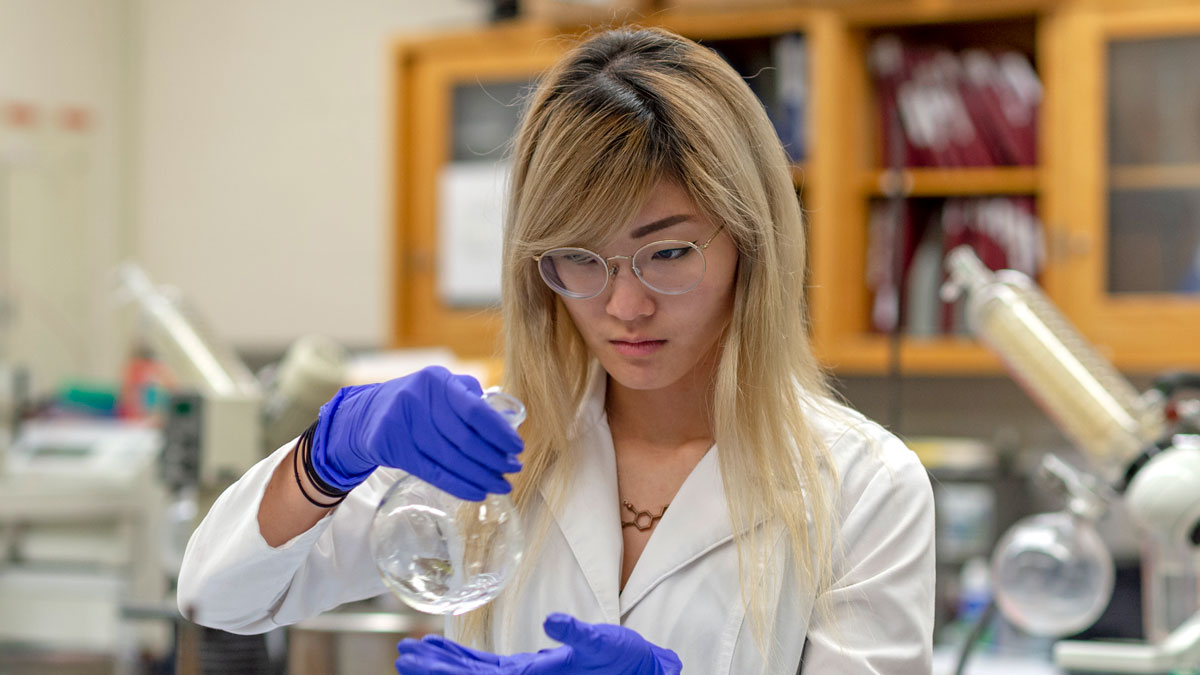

{"left": 395, "top": 613, "right": 682, "bottom": 674}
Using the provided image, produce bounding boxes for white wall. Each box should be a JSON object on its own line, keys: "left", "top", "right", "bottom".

{"left": 134, "top": 0, "right": 487, "bottom": 353}
{"left": 0, "top": 0, "right": 488, "bottom": 392}
{"left": 0, "top": 0, "right": 132, "bottom": 393}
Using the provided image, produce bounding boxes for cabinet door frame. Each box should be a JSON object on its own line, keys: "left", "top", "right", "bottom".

{"left": 1050, "top": 5, "right": 1200, "bottom": 371}
{"left": 393, "top": 35, "right": 566, "bottom": 357}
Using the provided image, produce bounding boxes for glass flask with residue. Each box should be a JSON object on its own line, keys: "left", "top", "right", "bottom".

{"left": 368, "top": 389, "right": 525, "bottom": 615}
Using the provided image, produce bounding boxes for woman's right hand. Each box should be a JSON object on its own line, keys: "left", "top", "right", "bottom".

{"left": 308, "top": 365, "right": 524, "bottom": 501}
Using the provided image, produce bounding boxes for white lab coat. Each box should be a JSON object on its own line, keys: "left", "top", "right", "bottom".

{"left": 178, "top": 371, "right": 935, "bottom": 674}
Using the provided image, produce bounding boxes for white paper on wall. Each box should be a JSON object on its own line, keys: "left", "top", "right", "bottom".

{"left": 437, "top": 161, "right": 510, "bottom": 307}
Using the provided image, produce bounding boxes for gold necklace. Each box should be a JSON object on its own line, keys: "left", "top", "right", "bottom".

{"left": 621, "top": 499, "right": 669, "bottom": 531}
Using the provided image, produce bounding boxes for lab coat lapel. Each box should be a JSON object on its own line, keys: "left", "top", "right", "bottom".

{"left": 619, "top": 446, "right": 741, "bottom": 616}
{"left": 539, "top": 371, "right": 624, "bottom": 624}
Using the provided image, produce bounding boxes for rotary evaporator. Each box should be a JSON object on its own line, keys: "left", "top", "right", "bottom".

{"left": 943, "top": 246, "right": 1200, "bottom": 672}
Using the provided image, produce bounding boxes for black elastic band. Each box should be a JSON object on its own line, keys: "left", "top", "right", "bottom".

{"left": 292, "top": 428, "right": 345, "bottom": 508}
{"left": 298, "top": 420, "right": 350, "bottom": 499}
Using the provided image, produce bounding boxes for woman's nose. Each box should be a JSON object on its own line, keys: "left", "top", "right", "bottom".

{"left": 604, "top": 261, "right": 655, "bottom": 321}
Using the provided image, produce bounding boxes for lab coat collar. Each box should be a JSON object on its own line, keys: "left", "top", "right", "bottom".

{"left": 542, "top": 365, "right": 756, "bottom": 621}
{"left": 618, "top": 444, "right": 730, "bottom": 616}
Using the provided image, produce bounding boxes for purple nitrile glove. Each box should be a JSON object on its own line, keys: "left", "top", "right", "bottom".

{"left": 394, "top": 613, "right": 682, "bottom": 674}
{"left": 308, "top": 365, "right": 523, "bottom": 501}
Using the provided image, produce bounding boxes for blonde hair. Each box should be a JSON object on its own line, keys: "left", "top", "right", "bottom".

{"left": 462, "top": 26, "right": 840, "bottom": 653}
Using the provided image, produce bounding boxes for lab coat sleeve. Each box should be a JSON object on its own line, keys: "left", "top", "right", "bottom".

{"left": 800, "top": 433, "right": 936, "bottom": 674}
{"left": 176, "top": 441, "right": 389, "bottom": 634}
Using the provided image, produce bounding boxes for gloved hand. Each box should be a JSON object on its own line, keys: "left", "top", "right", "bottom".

{"left": 394, "top": 613, "right": 682, "bottom": 674}
{"left": 308, "top": 365, "right": 523, "bottom": 501}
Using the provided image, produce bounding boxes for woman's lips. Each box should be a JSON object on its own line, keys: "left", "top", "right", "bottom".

{"left": 610, "top": 339, "right": 666, "bottom": 356}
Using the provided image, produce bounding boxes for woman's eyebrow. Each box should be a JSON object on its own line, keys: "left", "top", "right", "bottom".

{"left": 630, "top": 214, "right": 692, "bottom": 239}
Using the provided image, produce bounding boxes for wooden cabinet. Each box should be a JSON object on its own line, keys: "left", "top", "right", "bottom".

{"left": 1043, "top": 3, "right": 1200, "bottom": 371}
{"left": 392, "top": 24, "right": 565, "bottom": 358}
{"left": 390, "top": 0, "right": 1200, "bottom": 374}
{"left": 806, "top": 5, "right": 1048, "bottom": 374}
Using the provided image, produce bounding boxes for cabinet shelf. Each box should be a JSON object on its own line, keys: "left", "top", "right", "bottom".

{"left": 861, "top": 167, "right": 1041, "bottom": 197}
{"left": 1109, "top": 163, "right": 1200, "bottom": 190}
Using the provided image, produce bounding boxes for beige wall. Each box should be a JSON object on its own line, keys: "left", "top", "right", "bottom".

{"left": 133, "top": 0, "right": 487, "bottom": 353}
{"left": 0, "top": 0, "right": 132, "bottom": 393}
{"left": 1, "top": 0, "right": 488, "bottom": 395}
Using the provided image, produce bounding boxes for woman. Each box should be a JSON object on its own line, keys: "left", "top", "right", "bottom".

{"left": 178, "top": 26, "right": 934, "bottom": 674}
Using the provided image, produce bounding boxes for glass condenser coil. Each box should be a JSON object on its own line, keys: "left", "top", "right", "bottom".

{"left": 944, "top": 246, "right": 1164, "bottom": 483}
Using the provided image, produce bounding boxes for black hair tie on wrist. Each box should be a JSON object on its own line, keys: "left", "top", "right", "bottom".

{"left": 292, "top": 421, "right": 346, "bottom": 508}
{"left": 298, "top": 420, "right": 350, "bottom": 499}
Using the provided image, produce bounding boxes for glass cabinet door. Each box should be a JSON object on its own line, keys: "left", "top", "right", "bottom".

{"left": 1048, "top": 6, "right": 1200, "bottom": 370}
{"left": 1106, "top": 34, "right": 1200, "bottom": 296}
{"left": 396, "top": 37, "right": 564, "bottom": 356}
{"left": 438, "top": 78, "right": 533, "bottom": 309}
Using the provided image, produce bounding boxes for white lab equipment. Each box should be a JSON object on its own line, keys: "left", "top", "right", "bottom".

{"left": 943, "top": 246, "right": 1200, "bottom": 672}
{"left": 260, "top": 334, "right": 347, "bottom": 456}
{"left": 369, "top": 389, "right": 525, "bottom": 615}
{"left": 116, "top": 263, "right": 263, "bottom": 488}
{"left": 116, "top": 265, "right": 353, "bottom": 673}
{"left": 0, "top": 420, "right": 169, "bottom": 660}
{"left": 117, "top": 266, "right": 350, "bottom": 573}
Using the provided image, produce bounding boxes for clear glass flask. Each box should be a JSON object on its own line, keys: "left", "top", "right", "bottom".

{"left": 368, "top": 389, "right": 525, "bottom": 615}
{"left": 991, "top": 511, "right": 1115, "bottom": 637}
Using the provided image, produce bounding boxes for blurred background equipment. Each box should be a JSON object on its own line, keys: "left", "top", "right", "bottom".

{"left": 0, "top": 419, "right": 169, "bottom": 673}
{"left": 115, "top": 262, "right": 264, "bottom": 489}
{"left": 944, "top": 245, "right": 1200, "bottom": 672}
{"left": 117, "top": 264, "right": 352, "bottom": 674}
{"left": 0, "top": 262, "right": 354, "bottom": 674}
{"left": 259, "top": 334, "right": 348, "bottom": 456}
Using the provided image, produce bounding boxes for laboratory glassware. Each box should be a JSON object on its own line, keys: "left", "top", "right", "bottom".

{"left": 945, "top": 246, "right": 1200, "bottom": 670}
{"left": 942, "top": 246, "right": 1165, "bottom": 484}
{"left": 991, "top": 510, "right": 1115, "bottom": 637}
{"left": 369, "top": 389, "right": 525, "bottom": 615}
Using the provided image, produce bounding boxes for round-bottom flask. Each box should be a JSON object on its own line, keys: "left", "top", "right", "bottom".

{"left": 991, "top": 511, "right": 1114, "bottom": 637}
{"left": 368, "top": 389, "right": 525, "bottom": 615}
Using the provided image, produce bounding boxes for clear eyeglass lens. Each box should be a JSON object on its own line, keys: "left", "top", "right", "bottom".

{"left": 539, "top": 248, "right": 607, "bottom": 298}
{"left": 539, "top": 241, "right": 705, "bottom": 297}
{"left": 634, "top": 240, "right": 705, "bottom": 294}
